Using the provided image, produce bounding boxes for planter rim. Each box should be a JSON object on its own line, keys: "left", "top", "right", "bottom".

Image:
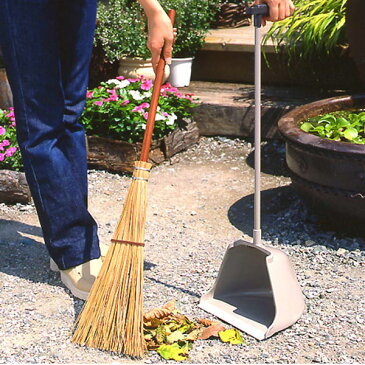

{"left": 171, "top": 56, "right": 195, "bottom": 61}
{"left": 278, "top": 94, "right": 365, "bottom": 155}
{"left": 120, "top": 57, "right": 151, "bottom": 62}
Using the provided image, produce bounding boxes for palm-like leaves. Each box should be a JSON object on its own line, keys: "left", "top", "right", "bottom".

{"left": 264, "top": 0, "right": 347, "bottom": 61}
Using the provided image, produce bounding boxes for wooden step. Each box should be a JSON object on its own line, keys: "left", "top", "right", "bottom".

{"left": 183, "top": 81, "right": 340, "bottom": 139}
{"left": 202, "top": 24, "right": 275, "bottom": 53}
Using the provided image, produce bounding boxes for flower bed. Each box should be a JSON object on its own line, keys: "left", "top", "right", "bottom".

{"left": 0, "top": 76, "right": 199, "bottom": 174}
{"left": 82, "top": 75, "right": 198, "bottom": 144}
{"left": 0, "top": 107, "right": 22, "bottom": 171}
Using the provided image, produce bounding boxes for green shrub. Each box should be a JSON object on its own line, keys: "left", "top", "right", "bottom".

{"left": 95, "top": 0, "right": 220, "bottom": 62}
{"left": 81, "top": 75, "right": 199, "bottom": 143}
{"left": 300, "top": 110, "right": 365, "bottom": 144}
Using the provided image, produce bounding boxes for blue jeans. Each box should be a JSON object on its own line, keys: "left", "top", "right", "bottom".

{"left": 0, "top": 0, "right": 100, "bottom": 270}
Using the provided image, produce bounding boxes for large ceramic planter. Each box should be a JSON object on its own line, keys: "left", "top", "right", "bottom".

{"left": 118, "top": 57, "right": 170, "bottom": 82}
{"left": 168, "top": 57, "right": 194, "bottom": 87}
{"left": 278, "top": 94, "right": 365, "bottom": 232}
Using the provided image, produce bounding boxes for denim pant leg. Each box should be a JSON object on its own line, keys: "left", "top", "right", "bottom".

{"left": 0, "top": 0, "right": 100, "bottom": 270}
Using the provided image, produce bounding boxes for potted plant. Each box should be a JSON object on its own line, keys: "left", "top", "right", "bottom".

{"left": 94, "top": 0, "right": 170, "bottom": 81}
{"left": 278, "top": 94, "right": 365, "bottom": 233}
{"left": 160, "top": 0, "right": 220, "bottom": 87}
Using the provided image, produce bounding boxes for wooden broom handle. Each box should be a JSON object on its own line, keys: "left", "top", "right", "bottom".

{"left": 140, "top": 9, "right": 176, "bottom": 162}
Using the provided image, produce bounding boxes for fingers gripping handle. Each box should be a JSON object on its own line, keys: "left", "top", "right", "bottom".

{"left": 246, "top": 3, "right": 270, "bottom": 28}
{"left": 140, "top": 9, "right": 176, "bottom": 162}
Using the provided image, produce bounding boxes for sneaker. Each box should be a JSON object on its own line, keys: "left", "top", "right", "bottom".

{"left": 59, "top": 258, "right": 103, "bottom": 300}
{"left": 50, "top": 243, "right": 109, "bottom": 272}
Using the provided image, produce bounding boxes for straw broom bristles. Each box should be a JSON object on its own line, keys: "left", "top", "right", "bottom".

{"left": 71, "top": 160, "right": 152, "bottom": 357}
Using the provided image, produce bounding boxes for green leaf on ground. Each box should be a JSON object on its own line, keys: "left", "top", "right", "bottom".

{"left": 157, "top": 343, "right": 189, "bottom": 361}
{"left": 218, "top": 329, "right": 245, "bottom": 345}
{"left": 166, "top": 330, "right": 185, "bottom": 344}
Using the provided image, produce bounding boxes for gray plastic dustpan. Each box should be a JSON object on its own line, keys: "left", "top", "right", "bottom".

{"left": 199, "top": 4, "right": 305, "bottom": 340}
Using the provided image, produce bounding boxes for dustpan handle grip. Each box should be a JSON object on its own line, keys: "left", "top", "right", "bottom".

{"left": 140, "top": 9, "right": 176, "bottom": 162}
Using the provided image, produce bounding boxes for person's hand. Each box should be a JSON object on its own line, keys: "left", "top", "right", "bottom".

{"left": 146, "top": 9, "right": 177, "bottom": 74}
{"left": 255, "top": 0, "right": 295, "bottom": 26}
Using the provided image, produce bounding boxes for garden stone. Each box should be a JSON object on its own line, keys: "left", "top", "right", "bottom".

{"left": 0, "top": 170, "right": 31, "bottom": 204}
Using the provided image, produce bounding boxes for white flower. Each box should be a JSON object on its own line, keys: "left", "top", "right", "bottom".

{"left": 166, "top": 113, "right": 178, "bottom": 126}
{"left": 141, "top": 123, "right": 146, "bottom": 130}
{"left": 106, "top": 79, "right": 119, "bottom": 85}
{"left": 106, "top": 79, "right": 130, "bottom": 89}
{"left": 143, "top": 91, "right": 152, "bottom": 98}
{"left": 155, "top": 112, "right": 165, "bottom": 121}
{"left": 129, "top": 90, "right": 144, "bottom": 101}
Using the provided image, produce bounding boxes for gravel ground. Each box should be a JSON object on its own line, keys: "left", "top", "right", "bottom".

{"left": 0, "top": 137, "right": 364, "bottom": 364}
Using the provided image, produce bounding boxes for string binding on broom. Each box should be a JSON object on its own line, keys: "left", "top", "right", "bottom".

{"left": 132, "top": 176, "right": 149, "bottom": 182}
{"left": 110, "top": 238, "right": 145, "bottom": 247}
{"left": 133, "top": 166, "right": 151, "bottom": 172}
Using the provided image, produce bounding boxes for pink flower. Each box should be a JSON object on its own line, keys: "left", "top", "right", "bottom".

{"left": 86, "top": 91, "right": 94, "bottom": 98}
{"left": 143, "top": 112, "right": 149, "bottom": 120}
{"left": 162, "top": 112, "right": 168, "bottom": 117}
{"left": 141, "top": 80, "right": 153, "bottom": 91}
{"left": 132, "top": 102, "right": 150, "bottom": 112}
{"left": 6, "top": 111, "right": 14, "bottom": 118}
{"left": 127, "top": 78, "right": 139, "bottom": 83}
{"left": 175, "top": 93, "right": 183, "bottom": 98}
{"left": 132, "top": 105, "right": 144, "bottom": 112}
{"left": 122, "top": 100, "right": 130, "bottom": 105}
{"left": 5, "top": 147, "right": 16, "bottom": 157}
{"left": 2, "top": 140, "right": 10, "bottom": 146}
{"left": 0, "top": 153, "right": 4, "bottom": 161}
{"left": 0, "top": 126, "right": 5, "bottom": 135}
{"left": 11, "top": 121, "right": 16, "bottom": 127}
{"left": 94, "top": 101, "right": 103, "bottom": 106}
{"left": 9, "top": 107, "right": 14, "bottom": 111}
{"left": 116, "top": 76, "right": 125, "bottom": 80}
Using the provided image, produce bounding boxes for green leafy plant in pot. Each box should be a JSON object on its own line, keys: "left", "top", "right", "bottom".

{"left": 94, "top": 0, "right": 170, "bottom": 81}
{"left": 159, "top": 0, "right": 220, "bottom": 87}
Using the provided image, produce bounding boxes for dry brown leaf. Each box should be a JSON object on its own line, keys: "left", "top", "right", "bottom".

{"left": 144, "top": 300, "right": 176, "bottom": 321}
{"left": 198, "top": 324, "right": 226, "bottom": 340}
{"left": 185, "top": 328, "right": 203, "bottom": 341}
{"left": 197, "top": 318, "right": 219, "bottom": 327}
{"left": 163, "top": 300, "right": 176, "bottom": 312}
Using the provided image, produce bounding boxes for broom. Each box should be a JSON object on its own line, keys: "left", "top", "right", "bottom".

{"left": 71, "top": 9, "right": 176, "bottom": 357}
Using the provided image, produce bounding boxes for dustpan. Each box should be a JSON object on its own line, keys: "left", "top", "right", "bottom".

{"left": 199, "top": 4, "right": 305, "bottom": 341}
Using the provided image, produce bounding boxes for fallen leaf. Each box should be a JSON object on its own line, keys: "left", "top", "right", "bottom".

{"left": 185, "top": 329, "right": 203, "bottom": 341}
{"left": 166, "top": 330, "right": 185, "bottom": 344}
{"left": 197, "top": 318, "right": 219, "bottom": 327}
{"left": 218, "top": 329, "right": 245, "bottom": 345}
{"left": 144, "top": 300, "right": 176, "bottom": 321}
{"left": 157, "top": 343, "right": 189, "bottom": 361}
{"left": 144, "top": 318, "right": 163, "bottom": 329}
{"left": 198, "top": 324, "right": 226, "bottom": 340}
{"left": 155, "top": 325, "right": 167, "bottom": 344}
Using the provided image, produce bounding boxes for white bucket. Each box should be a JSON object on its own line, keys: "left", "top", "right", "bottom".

{"left": 168, "top": 57, "right": 194, "bottom": 87}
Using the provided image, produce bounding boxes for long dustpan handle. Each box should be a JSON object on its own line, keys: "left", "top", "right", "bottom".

{"left": 246, "top": 4, "right": 269, "bottom": 245}
{"left": 140, "top": 9, "right": 176, "bottom": 162}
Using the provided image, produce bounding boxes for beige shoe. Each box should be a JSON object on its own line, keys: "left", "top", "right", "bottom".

{"left": 60, "top": 258, "right": 103, "bottom": 300}
{"left": 50, "top": 243, "right": 109, "bottom": 272}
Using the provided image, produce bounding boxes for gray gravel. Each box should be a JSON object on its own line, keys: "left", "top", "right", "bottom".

{"left": 0, "top": 137, "right": 364, "bottom": 363}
